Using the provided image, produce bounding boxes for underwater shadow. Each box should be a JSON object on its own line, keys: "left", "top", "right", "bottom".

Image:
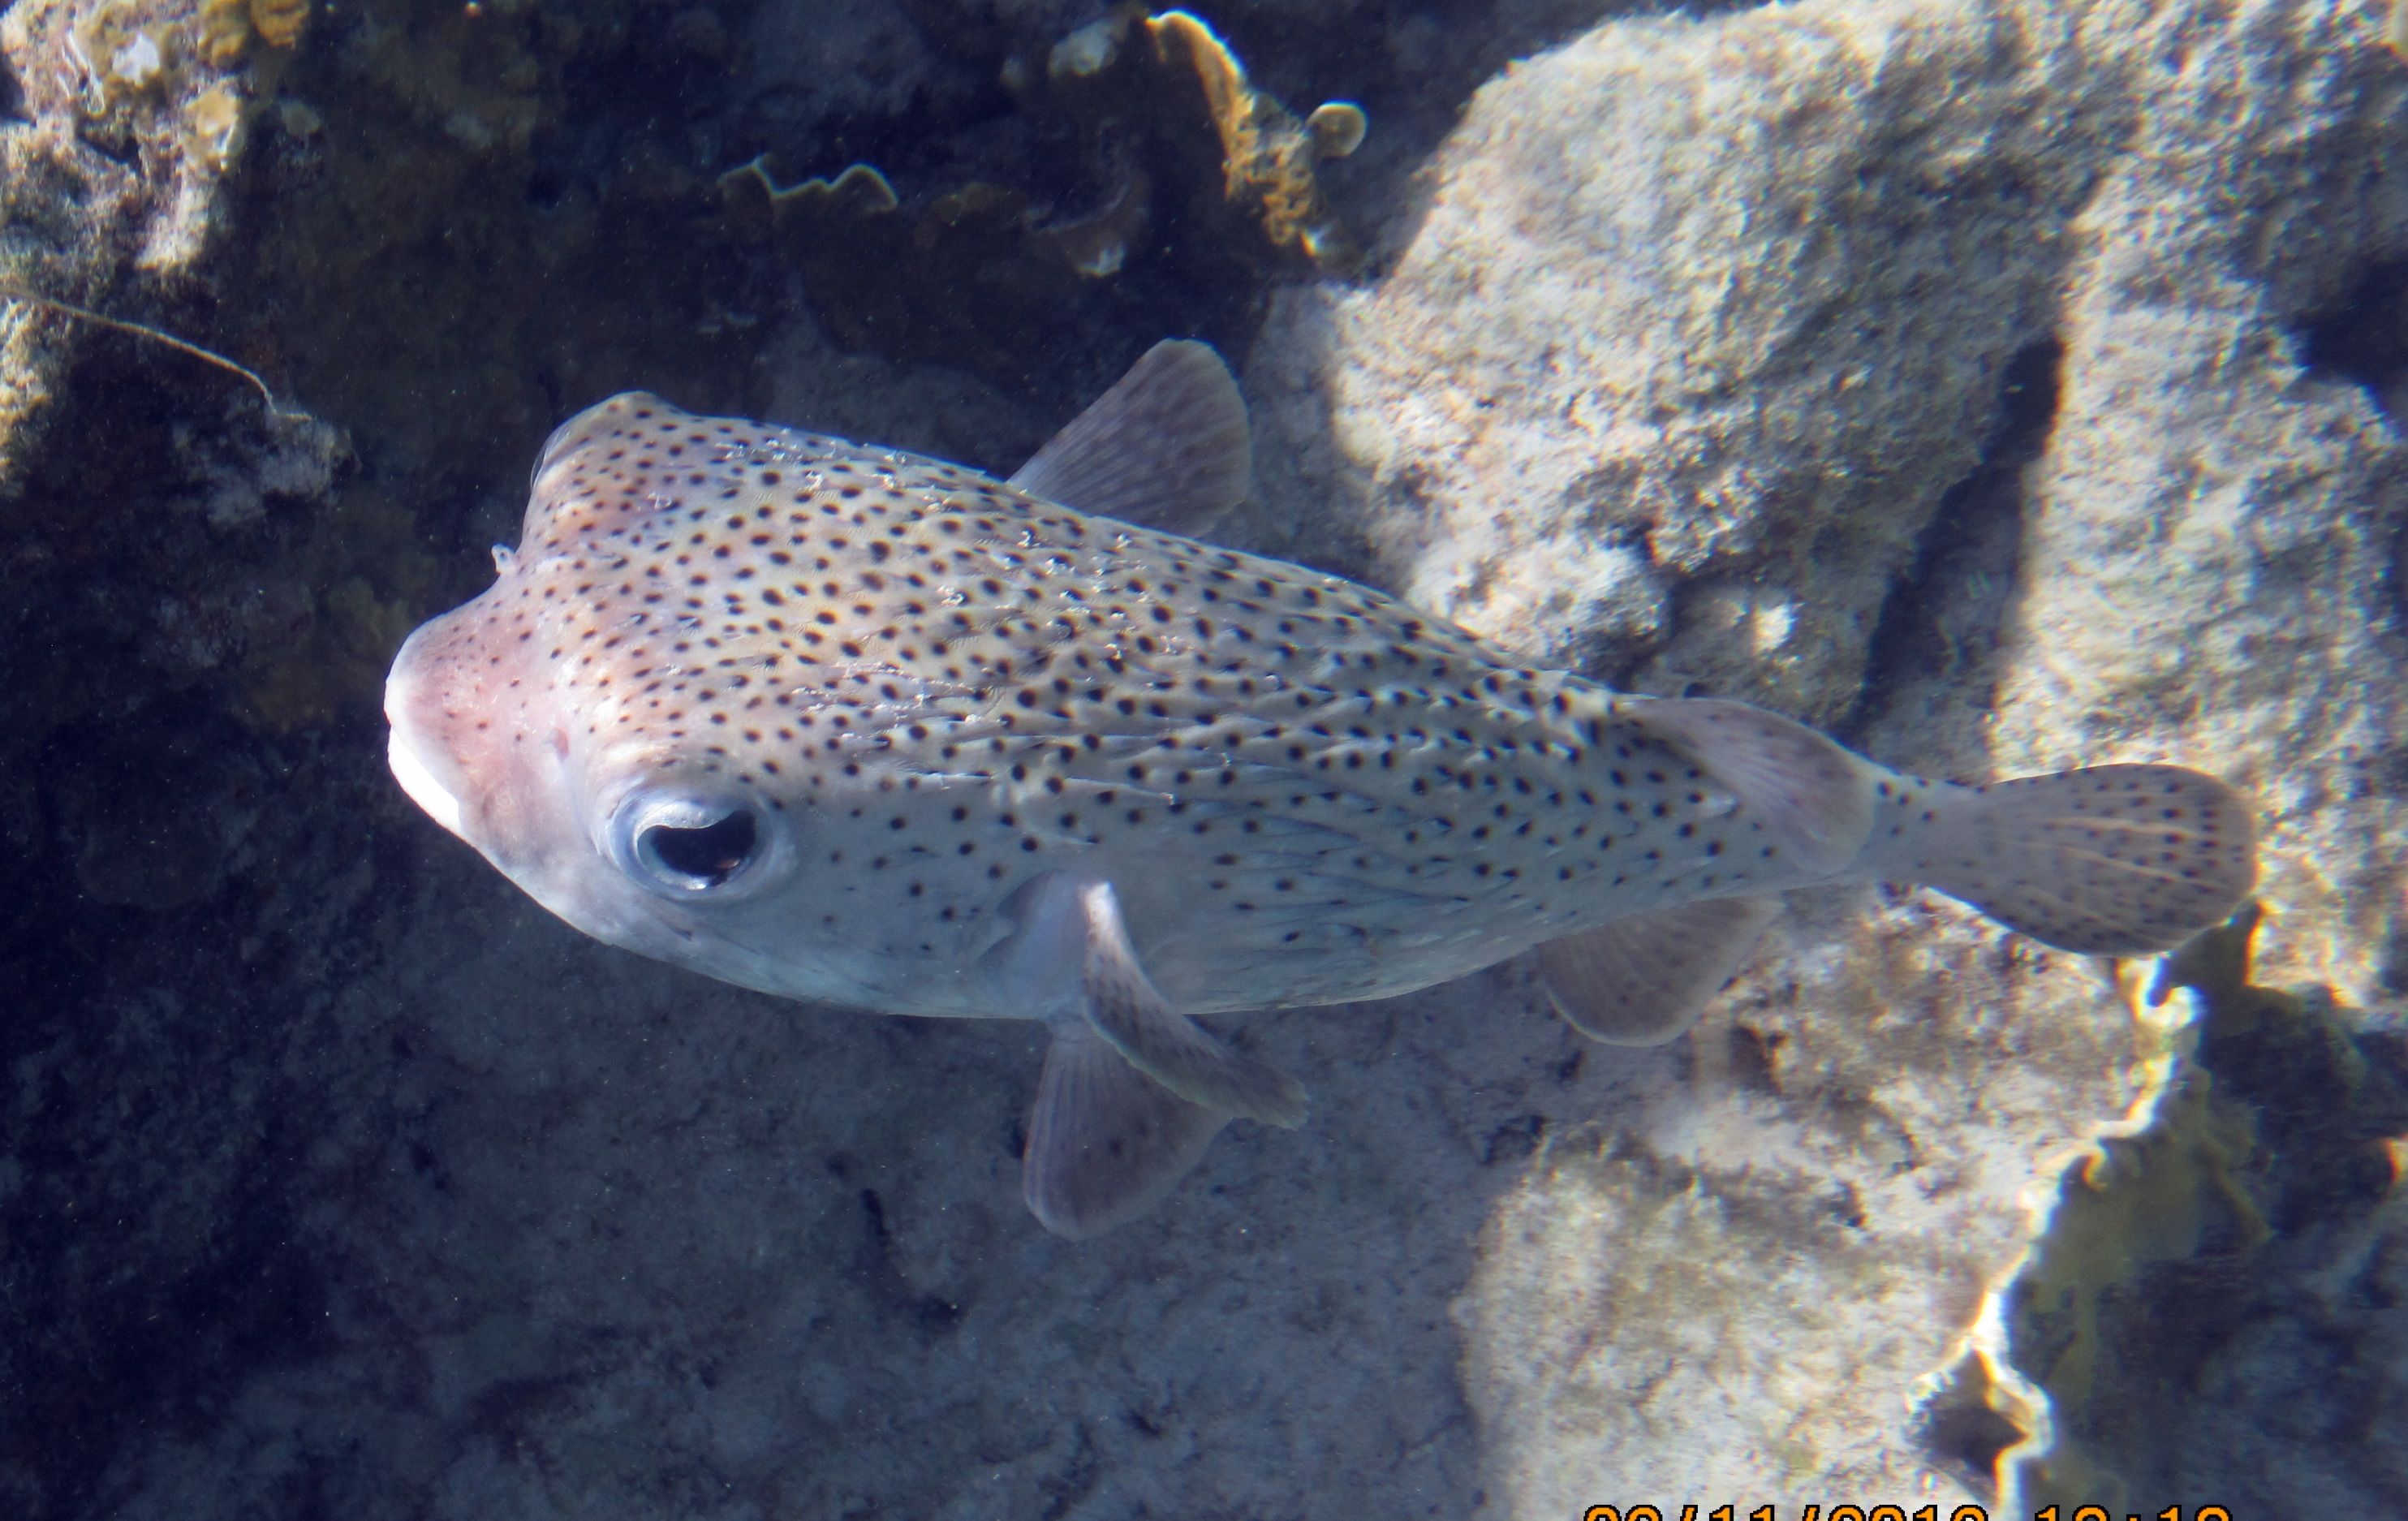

{"left": 1839, "top": 338, "right": 2066, "bottom": 776}
{"left": 93, "top": 851, "right": 1630, "bottom": 1515}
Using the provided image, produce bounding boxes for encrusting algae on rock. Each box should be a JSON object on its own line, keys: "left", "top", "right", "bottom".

{"left": 722, "top": 6, "right": 1368, "bottom": 372}
{"left": 1971, "top": 903, "right": 2408, "bottom": 1513}
{"left": 54, "top": 0, "right": 308, "bottom": 148}
{"left": 1140, "top": 8, "right": 1366, "bottom": 271}
{"left": 198, "top": 0, "right": 308, "bottom": 67}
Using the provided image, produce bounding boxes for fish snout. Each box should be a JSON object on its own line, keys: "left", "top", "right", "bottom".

{"left": 384, "top": 621, "right": 479, "bottom": 842}
{"left": 382, "top": 610, "right": 576, "bottom": 879}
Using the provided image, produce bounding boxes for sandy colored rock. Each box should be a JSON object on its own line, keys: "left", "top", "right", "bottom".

{"left": 1243, "top": 0, "right": 2408, "bottom": 1509}
{"left": 11, "top": 0, "right": 2408, "bottom": 1515}
{"left": 1247, "top": 0, "right": 2120, "bottom": 719}
{"left": 0, "top": 127, "right": 131, "bottom": 499}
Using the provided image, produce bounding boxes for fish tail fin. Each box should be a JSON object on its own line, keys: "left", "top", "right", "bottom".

{"left": 1862, "top": 764, "right": 2257, "bottom": 954}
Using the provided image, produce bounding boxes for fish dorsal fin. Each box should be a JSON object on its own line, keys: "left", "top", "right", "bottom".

{"left": 1537, "top": 895, "right": 1782, "bottom": 1045}
{"left": 1023, "top": 1021, "right": 1231, "bottom": 1238}
{"left": 532, "top": 390, "right": 678, "bottom": 485}
{"left": 1622, "top": 698, "right": 1876, "bottom": 877}
{"left": 1007, "top": 339, "right": 1252, "bottom": 536}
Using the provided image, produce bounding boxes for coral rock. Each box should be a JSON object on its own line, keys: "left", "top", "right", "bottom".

{"left": 1247, "top": 0, "right": 2408, "bottom": 1509}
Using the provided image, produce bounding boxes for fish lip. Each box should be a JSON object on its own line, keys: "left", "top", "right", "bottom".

{"left": 387, "top": 717, "right": 467, "bottom": 840}
{"left": 382, "top": 659, "right": 467, "bottom": 837}
{"left": 383, "top": 627, "right": 472, "bottom": 842}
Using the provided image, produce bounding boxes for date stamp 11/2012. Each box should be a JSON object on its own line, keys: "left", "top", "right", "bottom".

{"left": 1579, "top": 1508, "right": 2237, "bottom": 1521}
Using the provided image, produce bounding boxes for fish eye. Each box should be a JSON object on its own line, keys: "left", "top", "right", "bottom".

{"left": 640, "top": 809, "right": 755, "bottom": 884}
{"left": 608, "top": 790, "right": 789, "bottom": 899}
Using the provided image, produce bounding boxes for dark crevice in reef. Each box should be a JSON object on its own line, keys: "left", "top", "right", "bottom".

{"left": 2294, "top": 256, "right": 2408, "bottom": 421}
{"left": 2, "top": 1159, "right": 334, "bottom": 1521}
{"left": 703, "top": 0, "right": 1656, "bottom": 390}
{"left": 1910, "top": 1356, "right": 2021, "bottom": 1503}
{"left": 1838, "top": 338, "right": 2063, "bottom": 754}
{"left": 215, "top": 2, "right": 765, "bottom": 502}
{"left": 0, "top": 710, "right": 403, "bottom": 1521}
{"left": 2302, "top": 261, "right": 2408, "bottom": 637}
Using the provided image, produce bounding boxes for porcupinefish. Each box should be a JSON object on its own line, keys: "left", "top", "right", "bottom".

{"left": 385, "top": 341, "right": 2258, "bottom": 1236}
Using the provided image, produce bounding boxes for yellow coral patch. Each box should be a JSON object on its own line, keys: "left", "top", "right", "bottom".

{"left": 1144, "top": 9, "right": 1364, "bottom": 271}
{"left": 183, "top": 82, "right": 247, "bottom": 170}
{"left": 249, "top": 0, "right": 307, "bottom": 50}
{"left": 196, "top": 0, "right": 248, "bottom": 66}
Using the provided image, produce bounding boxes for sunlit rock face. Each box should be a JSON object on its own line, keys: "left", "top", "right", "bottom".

{"left": 10, "top": 0, "right": 2408, "bottom": 1516}
{"left": 1248, "top": 0, "right": 2408, "bottom": 1509}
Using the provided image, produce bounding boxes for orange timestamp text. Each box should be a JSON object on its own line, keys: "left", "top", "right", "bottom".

{"left": 1579, "top": 1508, "right": 2237, "bottom": 1521}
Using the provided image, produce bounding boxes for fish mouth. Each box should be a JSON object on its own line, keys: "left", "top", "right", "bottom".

{"left": 383, "top": 641, "right": 469, "bottom": 840}
{"left": 388, "top": 722, "right": 467, "bottom": 839}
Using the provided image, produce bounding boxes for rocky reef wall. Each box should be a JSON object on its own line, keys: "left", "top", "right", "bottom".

{"left": 1249, "top": 0, "right": 2408, "bottom": 1506}
{"left": 3, "top": 0, "right": 2406, "bottom": 1516}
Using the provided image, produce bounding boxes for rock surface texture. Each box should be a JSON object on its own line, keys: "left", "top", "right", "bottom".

{"left": 6, "top": 0, "right": 2407, "bottom": 1517}
{"left": 1247, "top": 0, "right": 2408, "bottom": 1509}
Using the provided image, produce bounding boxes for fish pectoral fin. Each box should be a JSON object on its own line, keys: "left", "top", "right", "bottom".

{"left": 1006, "top": 339, "right": 1252, "bottom": 536}
{"left": 1536, "top": 894, "right": 1782, "bottom": 1045}
{"left": 1024, "top": 1021, "right": 1231, "bottom": 1238}
{"left": 1000, "top": 874, "right": 1298, "bottom": 1236}
{"left": 1621, "top": 698, "right": 1876, "bottom": 877}
{"left": 1071, "top": 880, "right": 1308, "bottom": 1126}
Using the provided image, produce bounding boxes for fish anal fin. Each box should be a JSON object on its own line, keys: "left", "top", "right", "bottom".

{"left": 1624, "top": 698, "right": 1876, "bottom": 877}
{"left": 1073, "top": 881, "right": 1307, "bottom": 1126}
{"left": 1006, "top": 339, "right": 1251, "bottom": 536}
{"left": 1024, "top": 1022, "right": 1230, "bottom": 1239}
{"left": 1537, "top": 894, "right": 1782, "bottom": 1045}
